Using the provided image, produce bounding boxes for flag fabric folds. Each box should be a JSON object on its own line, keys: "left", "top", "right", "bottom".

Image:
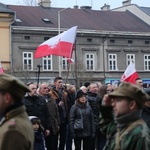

{"left": 120, "top": 62, "right": 139, "bottom": 84}
{"left": 34, "top": 26, "right": 78, "bottom": 59}
{"left": 0, "top": 61, "right": 4, "bottom": 74}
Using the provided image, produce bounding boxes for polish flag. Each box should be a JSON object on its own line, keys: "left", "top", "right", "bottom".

{"left": 120, "top": 62, "right": 139, "bottom": 84}
{"left": 34, "top": 26, "right": 78, "bottom": 58}
{"left": 67, "top": 58, "right": 75, "bottom": 63}
{"left": 0, "top": 61, "right": 4, "bottom": 74}
{"left": 67, "top": 49, "right": 75, "bottom": 64}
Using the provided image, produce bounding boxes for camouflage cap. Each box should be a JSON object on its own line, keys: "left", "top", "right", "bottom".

{"left": 0, "top": 73, "right": 30, "bottom": 100}
{"left": 109, "top": 82, "right": 149, "bottom": 106}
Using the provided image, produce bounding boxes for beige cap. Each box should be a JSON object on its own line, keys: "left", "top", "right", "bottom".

{"left": 0, "top": 73, "right": 30, "bottom": 99}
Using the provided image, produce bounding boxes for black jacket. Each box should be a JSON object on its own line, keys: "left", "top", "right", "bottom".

{"left": 22, "top": 95, "right": 51, "bottom": 130}
{"left": 69, "top": 101, "right": 95, "bottom": 138}
{"left": 87, "top": 92, "right": 99, "bottom": 129}
{"left": 141, "top": 106, "right": 150, "bottom": 128}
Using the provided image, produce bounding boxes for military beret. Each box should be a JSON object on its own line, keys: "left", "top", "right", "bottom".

{"left": 0, "top": 73, "right": 30, "bottom": 100}
{"left": 109, "top": 82, "right": 148, "bottom": 106}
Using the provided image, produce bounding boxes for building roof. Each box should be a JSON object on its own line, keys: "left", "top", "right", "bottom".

{"left": 0, "top": 3, "right": 14, "bottom": 13}
{"left": 140, "top": 7, "right": 150, "bottom": 16}
{"left": 8, "top": 5, "right": 150, "bottom": 32}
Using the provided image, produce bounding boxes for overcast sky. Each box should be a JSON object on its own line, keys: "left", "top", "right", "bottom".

{"left": 1, "top": 0, "right": 150, "bottom": 10}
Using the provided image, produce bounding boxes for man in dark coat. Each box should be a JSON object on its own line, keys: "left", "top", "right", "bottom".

{"left": 86, "top": 83, "right": 100, "bottom": 150}
{"left": 22, "top": 83, "right": 51, "bottom": 138}
{"left": 0, "top": 73, "right": 34, "bottom": 150}
{"left": 38, "top": 83, "right": 60, "bottom": 150}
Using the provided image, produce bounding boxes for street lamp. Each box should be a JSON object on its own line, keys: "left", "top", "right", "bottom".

{"left": 37, "top": 64, "right": 42, "bottom": 88}
{"left": 58, "top": 7, "right": 70, "bottom": 77}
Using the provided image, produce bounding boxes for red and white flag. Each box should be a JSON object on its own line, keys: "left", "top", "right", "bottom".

{"left": 67, "top": 58, "right": 75, "bottom": 63}
{"left": 34, "top": 26, "right": 78, "bottom": 58}
{"left": 120, "top": 62, "right": 139, "bottom": 84}
{"left": 67, "top": 49, "right": 75, "bottom": 64}
{"left": 0, "top": 61, "right": 4, "bottom": 74}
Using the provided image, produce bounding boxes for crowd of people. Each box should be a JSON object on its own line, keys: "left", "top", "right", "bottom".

{"left": 0, "top": 73, "right": 149, "bottom": 150}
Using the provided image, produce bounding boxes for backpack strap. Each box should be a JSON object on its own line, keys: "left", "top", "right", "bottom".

{"left": 115, "top": 119, "right": 144, "bottom": 150}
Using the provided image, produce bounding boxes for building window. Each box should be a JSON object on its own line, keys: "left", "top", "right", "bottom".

{"left": 23, "top": 52, "right": 33, "bottom": 71}
{"left": 42, "top": 56, "right": 52, "bottom": 71}
{"left": 85, "top": 53, "right": 95, "bottom": 71}
{"left": 126, "top": 54, "right": 135, "bottom": 66}
{"left": 42, "top": 18, "right": 53, "bottom": 24}
{"left": 144, "top": 55, "right": 150, "bottom": 71}
{"left": 62, "top": 57, "right": 69, "bottom": 71}
{"left": 24, "top": 36, "right": 30, "bottom": 40}
{"left": 44, "top": 37, "right": 50, "bottom": 41}
{"left": 87, "top": 38, "right": 92, "bottom": 42}
{"left": 108, "top": 54, "right": 117, "bottom": 71}
{"left": 145, "top": 41, "right": 150, "bottom": 44}
{"left": 110, "top": 39, "right": 115, "bottom": 43}
{"left": 128, "top": 40, "right": 133, "bottom": 44}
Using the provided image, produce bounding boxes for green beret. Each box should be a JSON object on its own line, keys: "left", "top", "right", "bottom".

{"left": 0, "top": 73, "right": 30, "bottom": 100}
{"left": 109, "top": 82, "right": 148, "bottom": 107}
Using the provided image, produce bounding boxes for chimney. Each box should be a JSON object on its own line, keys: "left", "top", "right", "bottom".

{"left": 122, "top": 0, "right": 131, "bottom": 6}
{"left": 101, "top": 4, "right": 110, "bottom": 11}
{"left": 38, "top": 0, "right": 51, "bottom": 8}
{"left": 73, "top": 5, "right": 79, "bottom": 9}
{"left": 80, "top": 6, "right": 92, "bottom": 10}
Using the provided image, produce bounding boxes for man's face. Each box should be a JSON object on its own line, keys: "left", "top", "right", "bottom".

{"left": 89, "top": 84, "right": 98, "bottom": 93}
{"left": 107, "top": 83, "right": 113, "bottom": 91}
{"left": 81, "top": 87, "right": 87, "bottom": 93}
{"left": 55, "top": 79, "right": 63, "bottom": 90}
{"left": 28, "top": 84, "right": 37, "bottom": 96}
{"left": 39, "top": 84, "right": 49, "bottom": 96}
{"left": 111, "top": 97, "right": 132, "bottom": 117}
{"left": 135, "top": 79, "right": 143, "bottom": 89}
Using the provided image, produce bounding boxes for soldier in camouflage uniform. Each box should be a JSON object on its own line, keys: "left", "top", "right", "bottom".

{"left": 0, "top": 73, "right": 34, "bottom": 150}
{"left": 99, "top": 82, "right": 150, "bottom": 150}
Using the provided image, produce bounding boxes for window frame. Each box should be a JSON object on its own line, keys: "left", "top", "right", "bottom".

{"left": 144, "top": 54, "right": 150, "bottom": 71}
{"left": 126, "top": 54, "right": 135, "bottom": 66}
{"left": 23, "top": 52, "right": 33, "bottom": 71}
{"left": 85, "top": 53, "right": 95, "bottom": 71}
{"left": 42, "top": 55, "right": 53, "bottom": 71}
{"left": 61, "top": 57, "right": 69, "bottom": 71}
{"left": 108, "top": 54, "right": 117, "bottom": 71}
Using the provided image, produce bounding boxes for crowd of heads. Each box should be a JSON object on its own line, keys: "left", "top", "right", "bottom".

{"left": 21, "top": 76, "right": 150, "bottom": 116}
{"left": 25, "top": 76, "right": 150, "bottom": 102}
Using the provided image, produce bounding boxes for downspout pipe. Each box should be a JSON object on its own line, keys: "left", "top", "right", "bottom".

{"left": 10, "top": 11, "right": 15, "bottom": 75}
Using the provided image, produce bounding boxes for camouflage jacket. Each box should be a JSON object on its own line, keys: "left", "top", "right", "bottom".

{"left": 99, "top": 106, "right": 150, "bottom": 150}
